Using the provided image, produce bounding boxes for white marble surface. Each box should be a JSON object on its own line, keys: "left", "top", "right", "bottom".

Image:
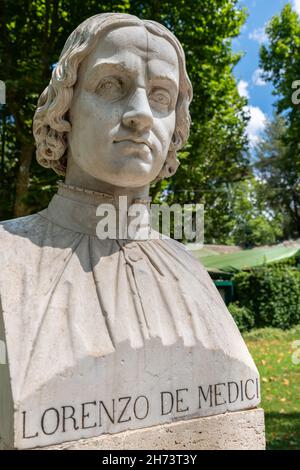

{"left": 0, "top": 12, "right": 262, "bottom": 449}
{"left": 0, "top": 194, "right": 260, "bottom": 448}
{"left": 0, "top": 409, "right": 266, "bottom": 450}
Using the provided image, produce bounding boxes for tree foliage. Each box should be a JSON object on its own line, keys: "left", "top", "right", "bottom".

{"left": 225, "top": 176, "right": 283, "bottom": 247}
{"left": 255, "top": 114, "right": 299, "bottom": 239}
{"left": 259, "top": 4, "right": 300, "bottom": 238}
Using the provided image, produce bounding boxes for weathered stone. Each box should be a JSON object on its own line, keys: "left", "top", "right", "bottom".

{"left": 39, "top": 409, "right": 266, "bottom": 450}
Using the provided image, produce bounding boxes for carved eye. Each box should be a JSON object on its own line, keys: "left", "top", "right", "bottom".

{"left": 96, "top": 77, "right": 123, "bottom": 100}
{"left": 149, "top": 88, "right": 171, "bottom": 107}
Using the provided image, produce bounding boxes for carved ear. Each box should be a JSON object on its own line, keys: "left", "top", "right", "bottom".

{"left": 155, "top": 149, "right": 180, "bottom": 181}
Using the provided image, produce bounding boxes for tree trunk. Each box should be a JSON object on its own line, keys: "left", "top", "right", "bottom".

{"left": 14, "top": 142, "right": 34, "bottom": 217}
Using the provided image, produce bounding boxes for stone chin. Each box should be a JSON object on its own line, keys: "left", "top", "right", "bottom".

{"left": 69, "top": 156, "right": 162, "bottom": 188}
{"left": 67, "top": 144, "right": 165, "bottom": 188}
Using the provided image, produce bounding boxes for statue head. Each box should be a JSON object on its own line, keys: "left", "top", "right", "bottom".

{"left": 33, "top": 13, "right": 192, "bottom": 187}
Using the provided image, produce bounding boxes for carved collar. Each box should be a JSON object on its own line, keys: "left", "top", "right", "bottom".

{"left": 41, "top": 182, "right": 152, "bottom": 238}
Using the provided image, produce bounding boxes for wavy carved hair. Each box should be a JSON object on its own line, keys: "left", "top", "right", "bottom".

{"left": 33, "top": 13, "right": 193, "bottom": 180}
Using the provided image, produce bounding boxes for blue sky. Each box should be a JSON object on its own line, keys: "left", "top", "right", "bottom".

{"left": 233, "top": 0, "right": 300, "bottom": 146}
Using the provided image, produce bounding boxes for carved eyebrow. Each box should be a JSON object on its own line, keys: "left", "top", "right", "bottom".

{"left": 148, "top": 75, "right": 179, "bottom": 94}
{"left": 85, "top": 61, "right": 134, "bottom": 85}
{"left": 85, "top": 61, "right": 179, "bottom": 96}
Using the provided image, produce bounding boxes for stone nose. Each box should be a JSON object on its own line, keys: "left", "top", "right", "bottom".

{"left": 122, "top": 88, "right": 154, "bottom": 132}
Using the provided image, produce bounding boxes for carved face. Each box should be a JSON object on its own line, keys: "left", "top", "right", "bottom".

{"left": 67, "top": 25, "right": 179, "bottom": 187}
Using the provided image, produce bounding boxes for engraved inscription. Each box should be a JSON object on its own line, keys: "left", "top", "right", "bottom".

{"left": 21, "top": 378, "right": 260, "bottom": 440}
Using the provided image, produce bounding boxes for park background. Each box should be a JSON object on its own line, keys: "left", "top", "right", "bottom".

{"left": 0, "top": 0, "right": 300, "bottom": 450}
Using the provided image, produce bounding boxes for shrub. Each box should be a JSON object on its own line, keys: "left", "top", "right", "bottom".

{"left": 233, "top": 266, "right": 300, "bottom": 329}
{"left": 228, "top": 302, "right": 255, "bottom": 332}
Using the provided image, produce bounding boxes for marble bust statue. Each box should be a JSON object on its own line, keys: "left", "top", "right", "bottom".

{"left": 0, "top": 13, "right": 260, "bottom": 449}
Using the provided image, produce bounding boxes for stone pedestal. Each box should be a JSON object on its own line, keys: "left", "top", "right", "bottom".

{"left": 36, "top": 409, "right": 265, "bottom": 450}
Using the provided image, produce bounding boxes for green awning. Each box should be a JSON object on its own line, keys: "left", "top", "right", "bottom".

{"left": 189, "top": 245, "right": 300, "bottom": 272}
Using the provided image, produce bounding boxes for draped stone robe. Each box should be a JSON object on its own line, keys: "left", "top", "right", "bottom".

{"left": 0, "top": 186, "right": 260, "bottom": 449}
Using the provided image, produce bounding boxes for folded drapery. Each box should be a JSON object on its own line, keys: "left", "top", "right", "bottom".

{"left": 0, "top": 189, "right": 256, "bottom": 402}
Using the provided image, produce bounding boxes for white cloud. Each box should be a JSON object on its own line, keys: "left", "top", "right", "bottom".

{"left": 252, "top": 68, "right": 267, "bottom": 87}
{"left": 292, "top": 0, "right": 300, "bottom": 15}
{"left": 237, "top": 80, "right": 249, "bottom": 99}
{"left": 249, "top": 26, "right": 268, "bottom": 44}
{"left": 245, "top": 106, "right": 267, "bottom": 147}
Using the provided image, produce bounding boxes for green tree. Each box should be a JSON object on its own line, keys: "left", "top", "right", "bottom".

{"left": 259, "top": 4, "right": 300, "bottom": 237}
{"left": 255, "top": 113, "right": 300, "bottom": 239}
{"left": 223, "top": 177, "right": 283, "bottom": 247}
{"left": 0, "top": 0, "right": 68, "bottom": 216}
{"left": 0, "top": 107, "right": 18, "bottom": 220}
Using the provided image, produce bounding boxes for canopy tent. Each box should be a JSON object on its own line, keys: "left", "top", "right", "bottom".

{"left": 189, "top": 245, "right": 300, "bottom": 273}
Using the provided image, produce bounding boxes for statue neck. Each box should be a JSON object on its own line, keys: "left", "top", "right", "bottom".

{"left": 57, "top": 181, "right": 151, "bottom": 208}
{"left": 64, "top": 158, "right": 151, "bottom": 207}
{"left": 42, "top": 181, "right": 152, "bottom": 239}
